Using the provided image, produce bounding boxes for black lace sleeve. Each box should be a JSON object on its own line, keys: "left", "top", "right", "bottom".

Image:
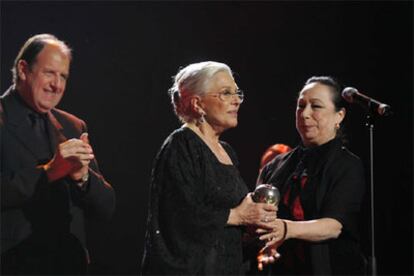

{"left": 159, "top": 134, "right": 230, "bottom": 243}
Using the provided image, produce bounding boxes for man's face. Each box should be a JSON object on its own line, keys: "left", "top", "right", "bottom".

{"left": 18, "top": 42, "right": 70, "bottom": 113}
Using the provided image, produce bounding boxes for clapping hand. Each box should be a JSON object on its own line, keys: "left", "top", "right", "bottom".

{"left": 45, "top": 132, "right": 94, "bottom": 182}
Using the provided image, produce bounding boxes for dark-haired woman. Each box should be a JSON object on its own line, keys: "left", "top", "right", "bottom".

{"left": 257, "top": 76, "right": 367, "bottom": 275}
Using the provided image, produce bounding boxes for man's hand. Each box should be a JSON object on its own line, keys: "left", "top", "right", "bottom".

{"left": 45, "top": 133, "right": 94, "bottom": 182}
{"left": 69, "top": 133, "right": 93, "bottom": 182}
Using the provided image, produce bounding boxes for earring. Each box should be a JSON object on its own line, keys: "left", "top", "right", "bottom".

{"left": 197, "top": 113, "right": 205, "bottom": 124}
{"left": 335, "top": 123, "right": 340, "bottom": 130}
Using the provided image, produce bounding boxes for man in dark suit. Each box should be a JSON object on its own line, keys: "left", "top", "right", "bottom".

{"left": 0, "top": 34, "right": 115, "bottom": 275}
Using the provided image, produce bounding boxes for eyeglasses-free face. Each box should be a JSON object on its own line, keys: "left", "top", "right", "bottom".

{"left": 296, "top": 82, "right": 345, "bottom": 147}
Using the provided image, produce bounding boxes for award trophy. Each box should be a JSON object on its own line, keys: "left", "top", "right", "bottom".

{"left": 252, "top": 184, "right": 281, "bottom": 271}
{"left": 252, "top": 184, "right": 280, "bottom": 206}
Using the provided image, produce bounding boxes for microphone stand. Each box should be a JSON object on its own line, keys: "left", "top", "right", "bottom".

{"left": 366, "top": 110, "right": 377, "bottom": 276}
{"left": 343, "top": 88, "right": 391, "bottom": 275}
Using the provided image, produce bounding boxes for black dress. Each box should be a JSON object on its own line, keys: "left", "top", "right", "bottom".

{"left": 141, "top": 127, "right": 248, "bottom": 275}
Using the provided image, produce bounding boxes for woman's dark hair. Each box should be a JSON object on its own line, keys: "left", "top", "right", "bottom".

{"left": 304, "top": 76, "right": 346, "bottom": 112}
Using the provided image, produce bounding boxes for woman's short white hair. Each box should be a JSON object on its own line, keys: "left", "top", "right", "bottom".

{"left": 168, "top": 61, "right": 233, "bottom": 123}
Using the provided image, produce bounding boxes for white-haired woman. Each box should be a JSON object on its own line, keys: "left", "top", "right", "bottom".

{"left": 141, "top": 61, "right": 277, "bottom": 275}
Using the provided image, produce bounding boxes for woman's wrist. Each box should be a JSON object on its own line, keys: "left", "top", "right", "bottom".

{"left": 281, "top": 220, "right": 288, "bottom": 241}
{"left": 228, "top": 208, "right": 241, "bottom": 226}
{"left": 283, "top": 220, "right": 294, "bottom": 240}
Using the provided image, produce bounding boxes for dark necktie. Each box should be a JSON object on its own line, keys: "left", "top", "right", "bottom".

{"left": 29, "top": 112, "right": 52, "bottom": 159}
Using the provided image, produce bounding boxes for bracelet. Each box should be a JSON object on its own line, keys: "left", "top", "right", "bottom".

{"left": 281, "top": 220, "right": 287, "bottom": 241}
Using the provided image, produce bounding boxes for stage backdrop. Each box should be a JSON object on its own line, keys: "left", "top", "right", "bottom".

{"left": 1, "top": 1, "right": 412, "bottom": 275}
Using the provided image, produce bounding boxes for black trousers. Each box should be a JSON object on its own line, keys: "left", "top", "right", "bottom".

{"left": 1, "top": 234, "right": 88, "bottom": 275}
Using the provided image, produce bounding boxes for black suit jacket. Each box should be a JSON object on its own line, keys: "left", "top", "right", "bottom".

{"left": 0, "top": 87, "right": 115, "bottom": 273}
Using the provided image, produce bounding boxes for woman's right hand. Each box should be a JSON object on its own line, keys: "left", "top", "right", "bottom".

{"left": 227, "top": 193, "right": 278, "bottom": 226}
{"left": 257, "top": 245, "right": 280, "bottom": 271}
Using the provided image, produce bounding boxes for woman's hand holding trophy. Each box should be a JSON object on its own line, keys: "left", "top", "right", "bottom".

{"left": 252, "top": 184, "right": 286, "bottom": 271}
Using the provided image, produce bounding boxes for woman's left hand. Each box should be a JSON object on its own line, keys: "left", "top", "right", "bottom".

{"left": 257, "top": 219, "right": 287, "bottom": 247}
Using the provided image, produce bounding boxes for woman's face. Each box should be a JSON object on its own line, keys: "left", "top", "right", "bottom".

{"left": 296, "top": 82, "right": 345, "bottom": 147}
{"left": 199, "top": 71, "right": 242, "bottom": 132}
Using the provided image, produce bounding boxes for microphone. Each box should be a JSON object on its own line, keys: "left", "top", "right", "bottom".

{"left": 342, "top": 87, "right": 391, "bottom": 116}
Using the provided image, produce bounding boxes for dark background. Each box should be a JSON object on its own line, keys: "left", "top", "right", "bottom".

{"left": 1, "top": 1, "right": 412, "bottom": 275}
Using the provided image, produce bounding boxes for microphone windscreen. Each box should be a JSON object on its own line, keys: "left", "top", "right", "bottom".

{"left": 342, "top": 87, "right": 358, "bottom": 103}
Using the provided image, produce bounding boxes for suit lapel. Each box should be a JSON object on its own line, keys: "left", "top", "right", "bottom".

{"left": 47, "top": 111, "right": 68, "bottom": 151}
{"left": 2, "top": 90, "right": 51, "bottom": 162}
{"left": 1, "top": 89, "right": 71, "bottom": 163}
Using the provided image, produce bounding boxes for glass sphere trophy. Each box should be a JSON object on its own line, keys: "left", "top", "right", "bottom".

{"left": 252, "top": 184, "right": 282, "bottom": 270}
{"left": 252, "top": 184, "right": 280, "bottom": 205}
